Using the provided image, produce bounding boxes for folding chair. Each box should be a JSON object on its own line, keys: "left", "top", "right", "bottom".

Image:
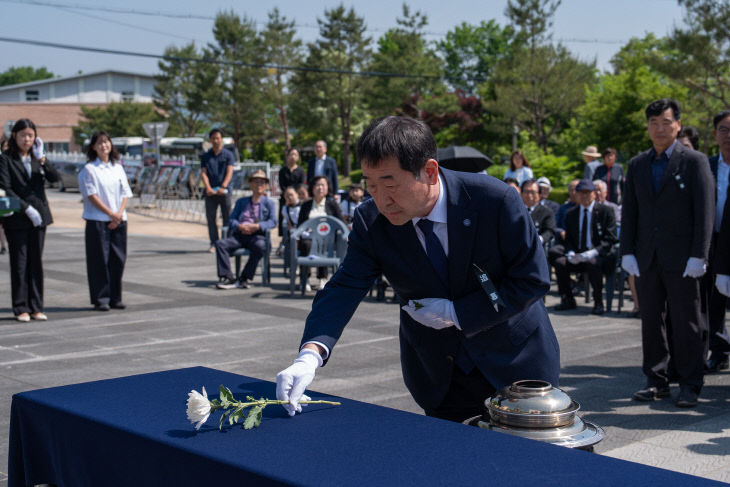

{"left": 289, "top": 216, "right": 349, "bottom": 296}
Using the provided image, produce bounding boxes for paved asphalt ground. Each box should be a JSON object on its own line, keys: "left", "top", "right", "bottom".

{"left": 0, "top": 191, "right": 729, "bottom": 484}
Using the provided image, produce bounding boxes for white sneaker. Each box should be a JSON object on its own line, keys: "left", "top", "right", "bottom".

{"left": 318, "top": 278, "right": 328, "bottom": 290}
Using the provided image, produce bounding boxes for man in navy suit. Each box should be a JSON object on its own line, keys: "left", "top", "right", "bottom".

{"left": 621, "top": 99, "right": 714, "bottom": 407}
{"left": 307, "top": 140, "right": 338, "bottom": 197}
{"left": 277, "top": 116, "right": 560, "bottom": 422}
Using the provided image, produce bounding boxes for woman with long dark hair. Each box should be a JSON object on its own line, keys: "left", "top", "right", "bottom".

{"left": 78, "top": 131, "right": 133, "bottom": 311}
{"left": 0, "top": 118, "right": 59, "bottom": 321}
{"left": 503, "top": 150, "right": 534, "bottom": 185}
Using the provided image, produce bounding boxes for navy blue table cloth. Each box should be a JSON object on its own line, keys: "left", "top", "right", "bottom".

{"left": 8, "top": 367, "right": 724, "bottom": 486}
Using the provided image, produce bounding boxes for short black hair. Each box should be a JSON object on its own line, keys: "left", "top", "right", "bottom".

{"left": 602, "top": 147, "right": 617, "bottom": 157}
{"left": 356, "top": 116, "right": 436, "bottom": 177}
{"left": 504, "top": 177, "right": 519, "bottom": 186}
{"left": 713, "top": 110, "right": 730, "bottom": 129}
{"left": 208, "top": 128, "right": 224, "bottom": 139}
{"left": 520, "top": 178, "right": 538, "bottom": 191}
{"left": 308, "top": 175, "right": 330, "bottom": 196}
{"left": 645, "top": 98, "right": 681, "bottom": 121}
{"left": 678, "top": 126, "right": 700, "bottom": 150}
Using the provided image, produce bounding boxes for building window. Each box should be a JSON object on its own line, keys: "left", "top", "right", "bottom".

{"left": 121, "top": 91, "right": 135, "bottom": 102}
{"left": 25, "top": 89, "right": 39, "bottom": 101}
{"left": 47, "top": 142, "right": 69, "bottom": 153}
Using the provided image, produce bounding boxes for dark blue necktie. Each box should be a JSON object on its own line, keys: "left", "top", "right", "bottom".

{"left": 417, "top": 218, "right": 448, "bottom": 287}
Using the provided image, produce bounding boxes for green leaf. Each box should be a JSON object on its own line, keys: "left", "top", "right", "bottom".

{"left": 219, "top": 385, "right": 235, "bottom": 405}
{"left": 246, "top": 395, "right": 255, "bottom": 402}
{"left": 243, "top": 405, "right": 264, "bottom": 429}
{"left": 218, "top": 410, "right": 231, "bottom": 430}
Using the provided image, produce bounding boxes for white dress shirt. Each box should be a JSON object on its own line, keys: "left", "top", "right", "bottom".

{"left": 412, "top": 175, "right": 449, "bottom": 256}
{"left": 314, "top": 157, "right": 326, "bottom": 177}
{"left": 21, "top": 155, "right": 31, "bottom": 178}
{"left": 717, "top": 153, "right": 730, "bottom": 232}
{"left": 79, "top": 159, "right": 133, "bottom": 221}
{"left": 578, "top": 201, "right": 595, "bottom": 249}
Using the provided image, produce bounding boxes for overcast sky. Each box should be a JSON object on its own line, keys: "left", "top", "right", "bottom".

{"left": 0, "top": 0, "right": 686, "bottom": 78}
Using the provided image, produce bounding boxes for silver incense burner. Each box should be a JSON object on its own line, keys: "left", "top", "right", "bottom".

{"left": 464, "top": 380, "right": 605, "bottom": 451}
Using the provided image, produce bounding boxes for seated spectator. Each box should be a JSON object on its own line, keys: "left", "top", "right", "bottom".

{"left": 215, "top": 170, "right": 277, "bottom": 290}
{"left": 555, "top": 179, "right": 580, "bottom": 240}
{"left": 549, "top": 179, "right": 618, "bottom": 315}
{"left": 522, "top": 179, "right": 556, "bottom": 244}
{"left": 280, "top": 187, "right": 301, "bottom": 258}
{"left": 592, "top": 179, "right": 620, "bottom": 224}
{"left": 504, "top": 177, "right": 521, "bottom": 194}
{"left": 537, "top": 176, "right": 559, "bottom": 215}
{"left": 295, "top": 183, "right": 310, "bottom": 203}
{"left": 340, "top": 182, "right": 366, "bottom": 227}
{"left": 297, "top": 175, "right": 344, "bottom": 292}
{"left": 503, "top": 150, "right": 534, "bottom": 185}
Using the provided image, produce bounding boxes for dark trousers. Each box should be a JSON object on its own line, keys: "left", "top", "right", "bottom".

{"left": 5, "top": 226, "right": 45, "bottom": 315}
{"left": 215, "top": 233, "right": 266, "bottom": 281}
{"left": 424, "top": 367, "right": 496, "bottom": 423}
{"left": 298, "top": 238, "right": 328, "bottom": 279}
{"left": 637, "top": 257, "right": 706, "bottom": 391}
{"left": 552, "top": 253, "right": 605, "bottom": 303}
{"left": 85, "top": 220, "right": 127, "bottom": 306}
{"left": 205, "top": 194, "right": 231, "bottom": 246}
{"left": 705, "top": 232, "right": 730, "bottom": 358}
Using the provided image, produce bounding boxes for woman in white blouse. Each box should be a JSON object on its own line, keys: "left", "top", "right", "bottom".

{"left": 78, "top": 131, "right": 133, "bottom": 311}
{"left": 503, "top": 150, "right": 534, "bottom": 185}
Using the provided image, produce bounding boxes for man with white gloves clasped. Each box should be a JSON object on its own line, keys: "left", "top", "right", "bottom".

{"left": 621, "top": 99, "right": 714, "bottom": 408}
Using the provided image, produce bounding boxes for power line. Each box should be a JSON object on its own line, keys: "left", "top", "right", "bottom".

{"left": 0, "top": 36, "right": 452, "bottom": 81}
{"left": 1, "top": 0, "right": 631, "bottom": 44}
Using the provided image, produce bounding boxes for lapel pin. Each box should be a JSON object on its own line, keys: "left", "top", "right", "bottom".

{"left": 463, "top": 218, "right": 471, "bottom": 227}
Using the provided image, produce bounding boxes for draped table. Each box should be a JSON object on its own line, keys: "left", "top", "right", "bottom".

{"left": 8, "top": 366, "right": 723, "bottom": 486}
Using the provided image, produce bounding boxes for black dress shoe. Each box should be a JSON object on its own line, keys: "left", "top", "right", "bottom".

{"left": 706, "top": 355, "right": 730, "bottom": 372}
{"left": 633, "top": 385, "right": 670, "bottom": 402}
{"left": 591, "top": 303, "right": 605, "bottom": 315}
{"left": 94, "top": 303, "right": 111, "bottom": 312}
{"left": 676, "top": 387, "right": 699, "bottom": 408}
{"left": 554, "top": 299, "right": 577, "bottom": 311}
{"left": 110, "top": 302, "right": 126, "bottom": 309}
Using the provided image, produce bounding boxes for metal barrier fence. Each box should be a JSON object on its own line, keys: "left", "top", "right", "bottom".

{"left": 127, "top": 161, "right": 273, "bottom": 224}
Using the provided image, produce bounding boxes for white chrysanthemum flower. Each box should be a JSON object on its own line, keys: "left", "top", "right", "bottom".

{"left": 186, "top": 386, "right": 211, "bottom": 430}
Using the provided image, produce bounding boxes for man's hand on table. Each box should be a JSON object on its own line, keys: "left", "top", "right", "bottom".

{"left": 276, "top": 346, "right": 323, "bottom": 416}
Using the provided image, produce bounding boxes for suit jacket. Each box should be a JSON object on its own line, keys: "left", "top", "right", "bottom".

{"left": 297, "top": 198, "right": 343, "bottom": 226}
{"left": 301, "top": 168, "right": 560, "bottom": 410}
{"left": 227, "top": 195, "right": 277, "bottom": 236}
{"left": 529, "top": 204, "right": 556, "bottom": 243}
{"left": 307, "top": 156, "right": 338, "bottom": 194}
{"left": 621, "top": 143, "right": 714, "bottom": 273}
{"left": 593, "top": 163, "right": 625, "bottom": 204}
{"left": 540, "top": 198, "right": 559, "bottom": 215}
{"left": 716, "top": 195, "right": 730, "bottom": 274}
{"left": 0, "top": 151, "right": 59, "bottom": 229}
{"left": 564, "top": 203, "right": 618, "bottom": 269}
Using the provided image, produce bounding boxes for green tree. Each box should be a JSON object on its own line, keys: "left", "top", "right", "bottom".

{"left": 364, "top": 3, "right": 444, "bottom": 117}
{"left": 0, "top": 66, "right": 53, "bottom": 87}
{"left": 260, "top": 8, "right": 303, "bottom": 150}
{"left": 154, "top": 43, "right": 218, "bottom": 137}
{"left": 290, "top": 4, "right": 371, "bottom": 176}
{"left": 505, "top": 0, "right": 561, "bottom": 52}
{"left": 73, "top": 102, "right": 164, "bottom": 144}
{"left": 207, "top": 11, "right": 266, "bottom": 153}
{"left": 436, "top": 20, "right": 515, "bottom": 95}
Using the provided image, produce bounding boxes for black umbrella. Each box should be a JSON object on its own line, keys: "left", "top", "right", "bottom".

{"left": 436, "top": 145, "right": 493, "bottom": 173}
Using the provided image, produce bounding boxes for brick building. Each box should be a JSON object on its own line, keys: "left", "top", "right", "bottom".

{"left": 0, "top": 70, "right": 155, "bottom": 152}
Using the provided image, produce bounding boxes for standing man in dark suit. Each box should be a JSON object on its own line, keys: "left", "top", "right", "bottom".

{"left": 522, "top": 179, "right": 556, "bottom": 244}
{"left": 201, "top": 128, "right": 235, "bottom": 253}
{"left": 715, "top": 195, "right": 730, "bottom": 299}
{"left": 307, "top": 140, "right": 338, "bottom": 198}
{"left": 705, "top": 111, "right": 730, "bottom": 371}
{"left": 551, "top": 180, "right": 618, "bottom": 315}
{"left": 621, "top": 99, "right": 714, "bottom": 408}
{"left": 276, "top": 116, "right": 560, "bottom": 423}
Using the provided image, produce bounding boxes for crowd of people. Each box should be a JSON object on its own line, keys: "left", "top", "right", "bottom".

{"left": 2, "top": 99, "right": 729, "bottom": 412}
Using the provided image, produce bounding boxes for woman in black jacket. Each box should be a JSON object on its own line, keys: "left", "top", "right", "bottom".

{"left": 297, "top": 175, "right": 343, "bottom": 291}
{"left": 0, "top": 119, "right": 59, "bottom": 322}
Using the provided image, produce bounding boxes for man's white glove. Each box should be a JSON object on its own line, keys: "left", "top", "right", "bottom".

{"left": 715, "top": 274, "right": 730, "bottom": 297}
{"left": 579, "top": 248, "right": 599, "bottom": 262}
{"left": 276, "top": 348, "right": 322, "bottom": 417}
{"left": 682, "top": 257, "right": 706, "bottom": 278}
{"left": 402, "top": 298, "right": 460, "bottom": 330}
{"left": 32, "top": 137, "right": 44, "bottom": 160}
{"left": 567, "top": 250, "right": 582, "bottom": 265}
{"left": 24, "top": 205, "right": 42, "bottom": 227}
{"left": 622, "top": 254, "right": 640, "bottom": 277}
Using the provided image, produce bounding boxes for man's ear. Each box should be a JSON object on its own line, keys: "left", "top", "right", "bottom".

{"left": 423, "top": 159, "right": 439, "bottom": 184}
